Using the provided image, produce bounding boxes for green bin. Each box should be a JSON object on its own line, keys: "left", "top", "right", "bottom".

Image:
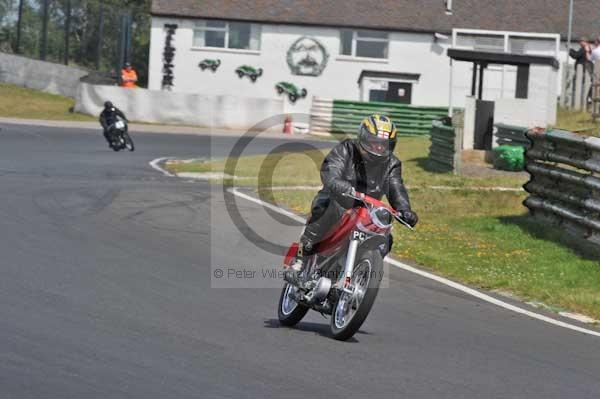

{"left": 493, "top": 145, "right": 525, "bottom": 172}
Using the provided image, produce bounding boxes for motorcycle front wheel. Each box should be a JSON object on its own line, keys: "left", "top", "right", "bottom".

{"left": 123, "top": 132, "right": 135, "bottom": 151}
{"left": 277, "top": 282, "right": 308, "bottom": 326}
{"left": 111, "top": 140, "right": 121, "bottom": 152}
{"left": 330, "top": 250, "right": 383, "bottom": 341}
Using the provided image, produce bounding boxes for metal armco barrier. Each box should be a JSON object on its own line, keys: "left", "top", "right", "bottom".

{"left": 524, "top": 129, "right": 600, "bottom": 245}
{"left": 428, "top": 121, "right": 460, "bottom": 173}
{"left": 494, "top": 123, "right": 530, "bottom": 148}
{"left": 309, "top": 96, "right": 448, "bottom": 137}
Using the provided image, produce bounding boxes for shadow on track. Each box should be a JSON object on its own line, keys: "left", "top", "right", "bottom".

{"left": 263, "top": 318, "right": 373, "bottom": 342}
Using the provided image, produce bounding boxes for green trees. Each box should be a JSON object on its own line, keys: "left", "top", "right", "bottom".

{"left": 0, "top": 0, "right": 151, "bottom": 86}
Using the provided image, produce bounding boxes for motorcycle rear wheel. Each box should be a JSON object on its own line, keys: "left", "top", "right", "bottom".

{"left": 278, "top": 283, "right": 308, "bottom": 326}
{"left": 330, "top": 250, "right": 383, "bottom": 341}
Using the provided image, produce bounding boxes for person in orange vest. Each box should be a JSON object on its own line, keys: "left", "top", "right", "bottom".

{"left": 120, "top": 62, "right": 138, "bottom": 88}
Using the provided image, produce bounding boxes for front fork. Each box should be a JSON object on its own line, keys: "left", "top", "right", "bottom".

{"left": 341, "top": 236, "right": 360, "bottom": 292}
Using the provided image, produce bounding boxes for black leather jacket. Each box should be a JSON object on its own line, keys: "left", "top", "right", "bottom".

{"left": 99, "top": 108, "right": 127, "bottom": 130}
{"left": 319, "top": 139, "right": 412, "bottom": 212}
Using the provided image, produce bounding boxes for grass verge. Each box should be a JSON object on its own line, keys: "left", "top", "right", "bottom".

{"left": 167, "top": 136, "right": 528, "bottom": 189}
{"left": 168, "top": 135, "right": 600, "bottom": 320}
{"left": 554, "top": 107, "right": 600, "bottom": 137}
{"left": 0, "top": 83, "right": 94, "bottom": 121}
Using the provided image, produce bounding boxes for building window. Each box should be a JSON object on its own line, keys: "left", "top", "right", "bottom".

{"left": 193, "top": 20, "right": 261, "bottom": 51}
{"left": 340, "top": 29, "right": 389, "bottom": 59}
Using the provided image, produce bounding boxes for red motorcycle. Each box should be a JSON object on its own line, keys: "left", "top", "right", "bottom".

{"left": 277, "top": 192, "right": 413, "bottom": 341}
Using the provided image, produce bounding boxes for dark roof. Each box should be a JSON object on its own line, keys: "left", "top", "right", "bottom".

{"left": 151, "top": 0, "right": 600, "bottom": 39}
{"left": 448, "top": 49, "right": 560, "bottom": 69}
{"left": 358, "top": 70, "right": 420, "bottom": 84}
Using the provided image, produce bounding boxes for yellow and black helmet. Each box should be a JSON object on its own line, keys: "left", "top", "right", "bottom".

{"left": 358, "top": 114, "right": 397, "bottom": 158}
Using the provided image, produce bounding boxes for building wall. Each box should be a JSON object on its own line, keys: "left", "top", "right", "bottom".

{"left": 149, "top": 17, "right": 478, "bottom": 115}
{"left": 148, "top": 17, "right": 563, "bottom": 116}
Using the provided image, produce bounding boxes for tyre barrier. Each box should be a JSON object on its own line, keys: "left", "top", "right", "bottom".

{"left": 428, "top": 121, "right": 460, "bottom": 173}
{"left": 494, "top": 123, "right": 530, "bottom": 148}
{"left": 524, "top": 129, "right": 600, "bottom": 245}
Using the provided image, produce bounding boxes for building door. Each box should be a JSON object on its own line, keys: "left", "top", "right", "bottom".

{"left": 474, "top": 100, "right": 495, "bottom": 150}
{"left": 386, "top": 82, "right": 412, "bottom": 104}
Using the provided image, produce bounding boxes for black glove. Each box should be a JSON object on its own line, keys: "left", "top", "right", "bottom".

{"left": 401, "top": 210, "right": 418, "bottom": 227}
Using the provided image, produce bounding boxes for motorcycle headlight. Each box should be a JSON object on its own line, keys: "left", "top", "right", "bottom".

{"left": 371, "top": 207, "right": 393, "bottom": 229}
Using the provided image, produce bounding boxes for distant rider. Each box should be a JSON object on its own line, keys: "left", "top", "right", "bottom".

{"left": 285, "top": 114, "right": 419, "bottom": 284}
{"left": 99, "top": 101, "right": 128, "bottom": 146}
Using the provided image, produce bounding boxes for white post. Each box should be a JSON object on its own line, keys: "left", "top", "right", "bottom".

{"left": 448, "top": 59, "right": 454, "bottom": 116}
{"left": 575, "top": 63, "right": 584, "bottom": 110}
{"left": 583, "top": 67, "right": 592, "bottom": 111}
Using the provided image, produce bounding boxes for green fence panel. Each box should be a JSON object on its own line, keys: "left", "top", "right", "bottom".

{"left": 331, "top": 99, "right": 448, "bottom": 136}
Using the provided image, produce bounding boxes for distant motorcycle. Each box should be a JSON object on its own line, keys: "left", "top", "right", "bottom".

{"left": 108, "top": 118, "right": 134, "bottom": 152}
{"left": 278, "top": 192, "right": 414, "bottom": 341}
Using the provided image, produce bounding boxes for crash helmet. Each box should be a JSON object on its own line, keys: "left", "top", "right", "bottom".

{"left": 358, "top": 114, "right": 397, "bottom": 159}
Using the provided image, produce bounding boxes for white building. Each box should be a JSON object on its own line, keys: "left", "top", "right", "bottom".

{"left": 148, "top": 0, "right": 592, "bottom": 116}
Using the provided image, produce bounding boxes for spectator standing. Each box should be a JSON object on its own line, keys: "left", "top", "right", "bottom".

{"left": 591, "top": 36, "right": 600, "bottom": 63}
{"left": 569, "top": 37, "right": 594, "bottom": 104}
{"left": 120, "top": 62, "right": 138, "bottom": 89}
{"left": 570, "top": 37, "right": 593, "bottom": 73}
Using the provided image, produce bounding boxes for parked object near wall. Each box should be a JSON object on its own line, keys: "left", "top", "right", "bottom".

{"left": 493, "top": 145, "right": 525, "bottom": 171}
{"left": 428, "top": 120, "right": 461, "bottom": 173}
{"left": 0, "top": 52, "right": 88, "bottom": 98}
{"left": 524, "top": 129, "right": 600, "bottom": 245}
{"left": 309, "top": 97, "right": 448, "bottom": 136}
{"left": 75, "top": 83, "right": 284, "bottom": 130}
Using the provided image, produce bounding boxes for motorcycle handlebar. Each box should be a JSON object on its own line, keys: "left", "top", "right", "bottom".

{"left": 342, "top": 191, "right": 414, "bottom": 231}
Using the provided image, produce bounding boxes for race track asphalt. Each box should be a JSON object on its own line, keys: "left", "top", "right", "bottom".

{"left": 0, "top": 122, "right": 599, "bottom": 399}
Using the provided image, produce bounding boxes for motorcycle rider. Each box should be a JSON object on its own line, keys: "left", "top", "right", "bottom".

{"left": 99, "top": 101, "right": 128, "bottom": 146}
{"left": 285, "top": 114, "right": 419, "bottom": 284}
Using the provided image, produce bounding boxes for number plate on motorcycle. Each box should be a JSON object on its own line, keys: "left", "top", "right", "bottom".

{"left": 352, "top": 231, "right": 367, "bottom": 241}
{"left": 115, "top": 121, "right": 125, "bottom": 129}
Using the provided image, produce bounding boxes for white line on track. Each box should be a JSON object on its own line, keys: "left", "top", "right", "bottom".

{"left": 149, "top": 157, "right": 175, "bottom": 177}
{"left": 229, "top": 187, "right": 600, "bottom": 339}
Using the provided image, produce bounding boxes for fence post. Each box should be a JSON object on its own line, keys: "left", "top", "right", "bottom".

{"left": 574, "top": 63, "right": 584, "bottom": 110}
{"left": 583, "top": 66, "right": 592, "bottom": 111}
{"left": 452, "top": 110, "right": 464, "bottom": 174}
{"left": 561, "top": 62, "right": 569, "bottom": 107}
{"left": 594, "top": 61, "right": 600, "bottom": 120}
